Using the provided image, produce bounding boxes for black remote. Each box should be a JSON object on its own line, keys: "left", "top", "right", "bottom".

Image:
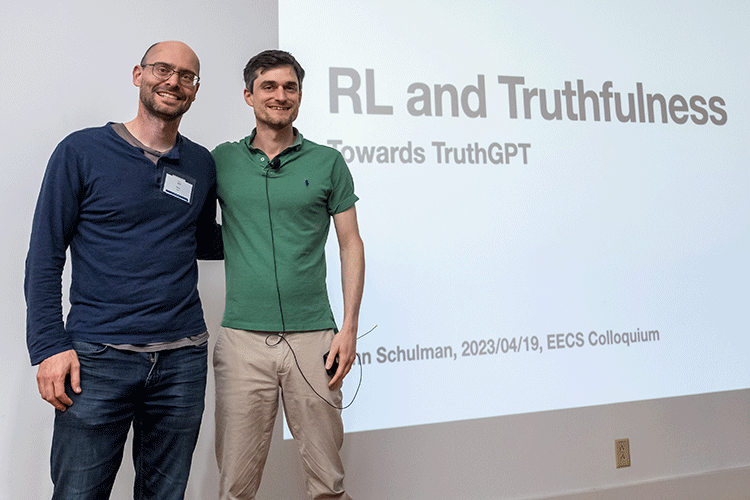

{"left": 323, "top": 352, "right": 339, "bottom": 377}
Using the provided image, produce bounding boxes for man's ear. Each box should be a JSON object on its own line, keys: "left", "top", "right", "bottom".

{"left": 132, "top": 65, "right": 143, "bottom": 88}
{"left": 244, "top": 87, "right": 254, "bottom": 108}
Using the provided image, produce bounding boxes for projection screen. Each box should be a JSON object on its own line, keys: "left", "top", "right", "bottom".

{"left": 279, "top": 0, "right": 750, "bottom": 434}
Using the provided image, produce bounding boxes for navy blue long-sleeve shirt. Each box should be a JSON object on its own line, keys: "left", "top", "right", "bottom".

{"left": 25, "top": 123, "right": 222, "bottom": 365}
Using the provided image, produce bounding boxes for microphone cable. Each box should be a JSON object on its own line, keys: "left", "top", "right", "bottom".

{"left": 264, "top": 325, "right": 376, "bottom": 410}
{"left": 263, "top": 157, "right": 371, "bottom": 410}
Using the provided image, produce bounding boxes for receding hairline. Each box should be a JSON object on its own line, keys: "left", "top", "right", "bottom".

{"left": 140, "top": 41, "right": 200, "bottom": 73}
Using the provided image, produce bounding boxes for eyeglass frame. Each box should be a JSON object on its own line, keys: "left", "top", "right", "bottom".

{"left": 141, "top": 63, "right": 200, "bottom": 87}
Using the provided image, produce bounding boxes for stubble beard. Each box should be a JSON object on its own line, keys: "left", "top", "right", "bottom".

{"left": 258, "top": 105, "right": 298, "bottom": 130}
{"left": 140, "top": 85, "right": 191, "bottom": 122}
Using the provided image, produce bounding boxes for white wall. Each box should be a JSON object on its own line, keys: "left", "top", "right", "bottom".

{"left": 0, "top": 2, "right": 277, "bottom": 499}
{"left": 2, "top": 2, "right": 749, "bottom": 500}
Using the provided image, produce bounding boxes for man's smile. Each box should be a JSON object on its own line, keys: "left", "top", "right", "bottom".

{"left": 156, "top": 89, "right": 183, "bottom": 101}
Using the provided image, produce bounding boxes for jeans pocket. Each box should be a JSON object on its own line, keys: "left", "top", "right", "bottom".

{"left": 72, "top": 341, "right": 109, "bottom": 356}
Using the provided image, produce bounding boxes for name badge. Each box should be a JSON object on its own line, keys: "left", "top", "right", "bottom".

{"left": 161, "top": 167, "right": 195, "bottom": 204}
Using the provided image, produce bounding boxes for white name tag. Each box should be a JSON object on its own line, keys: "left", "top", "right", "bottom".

{"left": 161, "top": 168, "right": 195, "bottom": 204}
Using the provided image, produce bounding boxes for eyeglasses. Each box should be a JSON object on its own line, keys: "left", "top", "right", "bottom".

{"left": 142, "top": 63, "right": 200, "bottom": 87}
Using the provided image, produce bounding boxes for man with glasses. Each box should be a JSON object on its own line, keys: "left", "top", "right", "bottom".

{"left": 25, "top": 40, "right": 221, "bottom": 500}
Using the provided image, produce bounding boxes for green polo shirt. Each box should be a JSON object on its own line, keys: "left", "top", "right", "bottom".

{"left": 213, "top": 130, "right": 358, "bottom": 332}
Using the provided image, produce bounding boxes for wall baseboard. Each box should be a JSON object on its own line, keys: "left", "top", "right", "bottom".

{"left": 535, "top": 466, "right": 750, "bottom": 500}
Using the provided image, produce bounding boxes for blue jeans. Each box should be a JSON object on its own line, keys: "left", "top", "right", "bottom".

{"left": 50, "top": 341, "right": 207, "bottom": 500}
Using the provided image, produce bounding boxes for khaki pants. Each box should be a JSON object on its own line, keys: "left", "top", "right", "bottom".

{"left": 214, "top": 327, "right": 352, "bottom": 500}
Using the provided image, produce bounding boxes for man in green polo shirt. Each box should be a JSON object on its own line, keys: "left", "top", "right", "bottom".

{"left": 212, "top": 49, "right": 364, "bottom": 500}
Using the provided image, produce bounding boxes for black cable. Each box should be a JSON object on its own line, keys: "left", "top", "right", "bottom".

{"left": 265, "top": 172, "right": 285, "bottom": 332}
{"left": 264, "top": 161, "right": 373, "bottom": 410}
{"left": 263, "top": 325, "right": 376, "bottom": 410}
{"left": 265, "top": 333, "right": 363, "bottom": 410}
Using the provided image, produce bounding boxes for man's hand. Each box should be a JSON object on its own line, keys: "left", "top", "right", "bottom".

{"left": 326, "top": 328, "right": 357, "bottom": 390}
{"left": 36, "top": 349, "right": 81, "bottom": 411}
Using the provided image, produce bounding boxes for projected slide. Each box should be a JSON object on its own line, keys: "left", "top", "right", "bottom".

{"left": 279, "top": 1, "right": 750, "bottom": 434}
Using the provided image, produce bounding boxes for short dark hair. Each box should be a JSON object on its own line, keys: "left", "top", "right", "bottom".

{"left": 243, "top": 49, "right": 305, "bottom": 92}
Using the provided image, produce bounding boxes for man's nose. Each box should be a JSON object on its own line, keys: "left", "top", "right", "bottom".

{"left": 164, "top": 71, "right": 182, "bottom": 86}
{"left": 272, "top": 86, "right": 289, "bottom": 100}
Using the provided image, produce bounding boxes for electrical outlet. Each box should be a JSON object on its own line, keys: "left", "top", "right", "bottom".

{"left": 615, "top": 438, "right": 631, "bottom": 468}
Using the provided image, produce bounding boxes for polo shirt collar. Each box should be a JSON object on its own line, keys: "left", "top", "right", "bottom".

{"left": 243, "top": 127, "right": 304, "bottom": 157}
